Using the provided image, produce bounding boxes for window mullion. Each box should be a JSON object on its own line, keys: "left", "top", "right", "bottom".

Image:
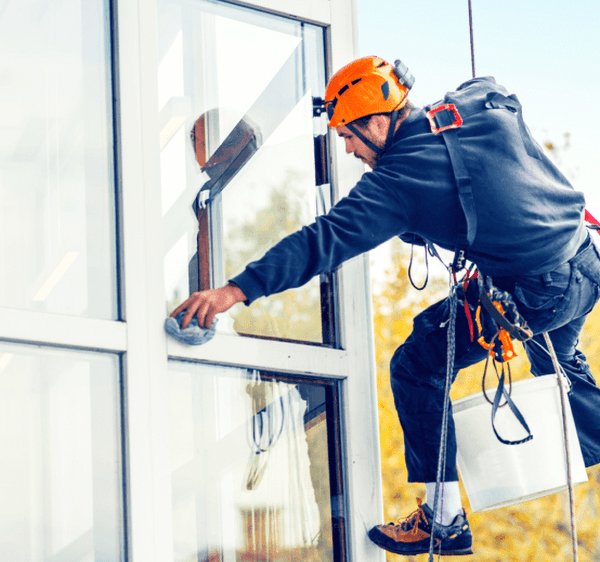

{"left": 117, "top": 0, "right": 174, "bottom": 560}
{"left": 325, "top": 1, "right": 386, "bottom": 560}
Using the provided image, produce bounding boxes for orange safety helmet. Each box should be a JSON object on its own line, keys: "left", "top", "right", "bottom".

{"left": 324, "top": 56, "right": 414, "bottom": 128}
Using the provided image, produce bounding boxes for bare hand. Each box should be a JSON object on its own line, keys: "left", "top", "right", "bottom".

{"left": 170, "top": 284, "right": 247, "bottom": 328}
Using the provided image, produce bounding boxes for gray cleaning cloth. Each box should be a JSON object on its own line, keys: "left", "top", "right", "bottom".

{"left": 164, "top": 311, "right": 218, "bottom": 345}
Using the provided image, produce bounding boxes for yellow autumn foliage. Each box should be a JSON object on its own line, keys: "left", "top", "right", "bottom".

{"left": 372, "top": 238, "right": 600, "bottom": 561}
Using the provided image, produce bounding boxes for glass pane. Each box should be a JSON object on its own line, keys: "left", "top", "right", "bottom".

{"left": 0, "top": 0, "right": 117, "bottom": 318}
{"left": 169, "top": 361, "right": 345, "bottom": 561}
{"left": 158, "top": 0, "right": 333, "bottom": 344}
{"left": 0, "top": 343, "right": 123, "bottom": 561}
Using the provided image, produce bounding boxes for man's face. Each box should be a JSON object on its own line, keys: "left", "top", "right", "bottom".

{"left": 335, "top": 116, "right": 388, "bottom": 169}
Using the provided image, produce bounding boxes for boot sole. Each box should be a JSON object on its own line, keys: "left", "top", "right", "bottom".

{"left": 436, "top": 548, "right": 474, "bottom": 556}
{"left": 368, "top": 529, "right": 473, "bottom": 556}
{"left": 373, "top": 545, "right": 474, "bottom": 556}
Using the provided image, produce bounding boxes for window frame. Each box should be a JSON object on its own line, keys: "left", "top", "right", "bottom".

{"left": 184, "top": 9, "right": 340, "bottom": 347}
{"left": 0, "top": 341, "right": 126, "bottom": 561}
{"left": 0, "top": 0, "right": 128, "bottom": 558}
{"left": 168, "top": 361, "right": 349, "bottom": 561}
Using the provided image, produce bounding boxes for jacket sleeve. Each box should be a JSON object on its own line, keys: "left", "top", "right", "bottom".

{"left": 229, "top": 170, "right": 409, "bottom": 304}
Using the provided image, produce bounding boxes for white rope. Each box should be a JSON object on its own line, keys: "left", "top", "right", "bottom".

{"left": 428, "top": 286, "right": 458, "bottom": 561}
{"left": 542, "top": 332, "right": 578, "bottom": 562}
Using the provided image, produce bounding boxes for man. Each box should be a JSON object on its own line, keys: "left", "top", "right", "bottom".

{"left": 171, "top": 56, "right": 600, "bottom": 556}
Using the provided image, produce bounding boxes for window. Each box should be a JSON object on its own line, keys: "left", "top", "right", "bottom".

{"left": 0, "top": 0, "right": 118, "bottom": 319}
{"left": 159, "top": 0, "right": 337, "bottom": 345}
{"left": 0, "top": 1, "right": 378, "bottom": 561}
{"left": 169, "top": 361, "right": 346, "bottom": 561}
{"left": 0, "top": 343, "right": 124, "bottom": 561}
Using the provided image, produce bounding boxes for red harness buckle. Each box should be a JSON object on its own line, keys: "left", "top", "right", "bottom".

{"left": 426, "top": 103, "right": 463, "bottom": 134}
{"left": 585, "top": 208, "right": 600, "bottom": 236}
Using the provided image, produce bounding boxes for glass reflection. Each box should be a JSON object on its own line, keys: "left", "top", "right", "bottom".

{"left": 191, "top": 110, "right": 262, "bottom": 191}
{"left": 0, "top": 0, "right": 117, "bottom": 318}
{"left": 170, "top": 362, "right": 343, "bottom": 562}
{"left": 0, "top": 343, "right": 123, "bottom": 561}
{"left": 219, "top": 95, "right": 324, "bottom": 343}
{"left": 158, "top": 0, "right": 332, "bottom": 343}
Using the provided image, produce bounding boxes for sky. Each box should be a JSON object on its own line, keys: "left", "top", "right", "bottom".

{"left": 355, "top": 0, "right": 600, "bottom": 212}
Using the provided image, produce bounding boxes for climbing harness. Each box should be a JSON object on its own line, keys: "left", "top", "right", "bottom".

{"left": 477, "top": 276, "right": 533, "bottom": 346}
{"left": 476, "top": 276, "right": 536, "bottom": 445}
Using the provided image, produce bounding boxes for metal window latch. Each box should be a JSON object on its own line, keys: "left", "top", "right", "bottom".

{"left": 197, "top": 188, "right": 210, "bottom": 210}
{"left": 312, "top": 96, "right": 326, "bottom": 118}
{"left": 313, "top": 134, "right": 329, "bottom": 187}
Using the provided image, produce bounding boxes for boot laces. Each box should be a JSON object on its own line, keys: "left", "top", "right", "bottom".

{"left": 396, "top": 498, "right": 428, "bottom": 534}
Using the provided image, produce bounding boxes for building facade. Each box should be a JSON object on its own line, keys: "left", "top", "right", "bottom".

{"left": 0, "top": 0, "right": 385, "bottom": 560}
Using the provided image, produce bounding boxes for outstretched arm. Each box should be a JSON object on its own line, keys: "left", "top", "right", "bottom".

{"left": 171, "top": 167, "right": 409, "bottom": 327}
{"left": 230, "top": 170, "right": 410, "bottom": 303}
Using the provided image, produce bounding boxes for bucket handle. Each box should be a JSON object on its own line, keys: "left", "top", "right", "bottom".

{"left": 491, "top": 369, "right": 534, "bottom": 445}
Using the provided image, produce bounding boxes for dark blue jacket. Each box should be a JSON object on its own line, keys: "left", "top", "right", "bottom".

{"left": 231, "top": 77, "right": 586, "bottom": 304}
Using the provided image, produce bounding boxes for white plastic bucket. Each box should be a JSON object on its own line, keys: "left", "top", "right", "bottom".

{"left": 453, "top": 374, "right": 587, "bottom": 512}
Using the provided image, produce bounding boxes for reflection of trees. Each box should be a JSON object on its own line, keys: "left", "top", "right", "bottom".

{"left": 374, "top": 238, "right": 600, "bottom": 560}
{"left": 224, "top": 170, "right": 322, "bottom": 343}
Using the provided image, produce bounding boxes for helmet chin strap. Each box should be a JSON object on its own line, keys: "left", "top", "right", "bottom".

{"left": 346, "top": 122, "right": 382, "bottom": 155}
{"left": 346, "top": 108, "right": 400, "bottom": 158}
{"left": 384, "top": 109, "right": 400, "bottom": 152}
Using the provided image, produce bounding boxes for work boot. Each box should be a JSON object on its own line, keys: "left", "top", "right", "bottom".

{"left": 368, "top": 498, "right": 473, "bottom": 556}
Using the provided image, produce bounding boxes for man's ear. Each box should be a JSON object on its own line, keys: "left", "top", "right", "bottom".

{"left": 368, "top": 114, "right": 391, "bottom": 136}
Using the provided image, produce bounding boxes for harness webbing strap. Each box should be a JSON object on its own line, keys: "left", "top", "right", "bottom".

{"left": 490, "top": 363, "right": 534, "bottom": 445}
{"left": 426, "top": 103, "right": 476, "bottom": 272}
{"left": 438, "top": 127, "right": 477, "bottom": 247}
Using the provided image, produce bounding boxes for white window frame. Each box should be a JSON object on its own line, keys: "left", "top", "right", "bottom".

{"left": 0, "top": 0, "right": 385, "bottom": 560}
